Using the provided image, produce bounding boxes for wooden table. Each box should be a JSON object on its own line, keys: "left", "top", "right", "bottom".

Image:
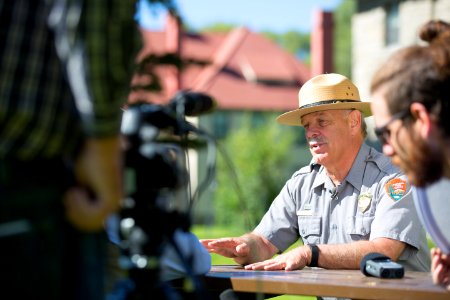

{"left": 204, "top": 265, "right": 450, "bottom": 300}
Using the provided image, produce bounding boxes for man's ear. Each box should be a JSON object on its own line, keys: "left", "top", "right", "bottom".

{"left": 410, "top": 102, "right": 432, "bottom": 138}
{"left": 349, "top": 110, "right": 361, "bottom": 130}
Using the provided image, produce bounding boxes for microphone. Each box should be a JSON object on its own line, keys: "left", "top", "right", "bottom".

{"left": 330, "top": 188, "right": 338, "bottom": 199}
{"left": 169, "top": 91, "right": 216, "bottom": 116}
{"left": 360, "top": 252, "right": 404, "bottom": 279}
{"left": 122, "top": 103, "right": 197, "bottom": 135}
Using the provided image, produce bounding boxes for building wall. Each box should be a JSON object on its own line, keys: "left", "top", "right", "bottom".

{"left": 352, "top": 0, "right": 450, "bottom": 141}
{"left": 353, "top": 0, "right": 450, "bottom": 101}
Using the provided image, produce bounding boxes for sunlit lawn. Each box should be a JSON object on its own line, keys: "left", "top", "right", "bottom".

{"left": 192, "top": 225, "right": 315, "bottom": 300}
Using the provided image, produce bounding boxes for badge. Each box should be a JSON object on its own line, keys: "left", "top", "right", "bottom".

{"left": 385, "top": 178, "right": 407, "bottom": 201}
{"left": 297, "top": 210, "right": 313, "bottom": 216}
{"left": 358, "top": 192, "right": 372, "bottom": 213}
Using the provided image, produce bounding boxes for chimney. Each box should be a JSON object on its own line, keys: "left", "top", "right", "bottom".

{"left": 311, "top": 10, "right": 334, "bottom": 76}
{"left": 165, "top": 11, "right": 181, "bottom": 53}
{"left": 165, "top": 11, "right": 182, "bottom": 96}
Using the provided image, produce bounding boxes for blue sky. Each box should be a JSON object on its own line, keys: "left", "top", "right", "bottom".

{"left": 137, "top": 0, "right": 343, "bottom": 33}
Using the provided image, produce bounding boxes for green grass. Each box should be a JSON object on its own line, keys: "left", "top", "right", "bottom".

{"left": 428, "top": 236, "right": 436, "bottom": 250}
{"left": 192, "top": 225, "right": 315, "bottom": 300}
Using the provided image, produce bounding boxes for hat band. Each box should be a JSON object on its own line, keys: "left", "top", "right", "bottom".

{"left": 299, "top": 99, "right": 360, "bottom": 110}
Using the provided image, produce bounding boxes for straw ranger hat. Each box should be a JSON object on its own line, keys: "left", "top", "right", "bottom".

{"left": 276, "top": 73, "right": 372, "bottom": 126}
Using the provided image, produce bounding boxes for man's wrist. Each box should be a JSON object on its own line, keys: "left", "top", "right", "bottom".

{"left": 307, "top": 244, "right": 319, "bottom": 267}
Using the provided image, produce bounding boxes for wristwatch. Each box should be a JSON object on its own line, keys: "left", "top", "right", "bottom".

{"left": 308, "top": 244, "right": 319, "bottom": 267}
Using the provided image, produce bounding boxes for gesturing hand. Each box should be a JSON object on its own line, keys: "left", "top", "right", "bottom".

{"left": 200, "top": 238, "right": 251, "bottom": 265}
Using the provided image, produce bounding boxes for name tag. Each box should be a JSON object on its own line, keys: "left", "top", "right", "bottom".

{"left": 297, "top": 209, "right": 313, "bottom": 216}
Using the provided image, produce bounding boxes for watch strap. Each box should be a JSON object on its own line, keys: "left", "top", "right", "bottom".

{"left": 308, "top": 244, "right": 319, "bottom": 267}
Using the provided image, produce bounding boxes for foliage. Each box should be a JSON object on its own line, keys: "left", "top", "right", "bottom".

{"left": 262, "top": 30, "right": 311, "bottom": 64}
{"left": 145, "top": 0, "right": 179, "bottom": 16}
{"left": 196, "top": 23, "right": 311, "bottom": 64}
{"left": 133, "top": 53, "right": 209, "bottom": 92}
{"left": 334, "top": 0, "right": 355, "bottom": 77}
{"left": 199, "top": 22, "right": 236, "bottom": 33}
{"left": 212, "top": 114, "right": 297, "bottom": 230}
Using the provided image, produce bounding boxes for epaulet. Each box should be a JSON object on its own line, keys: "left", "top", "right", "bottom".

{"left": 366, "top": 148, "right": 401, "bottom": 175}
{"left": 293, "top": 163, "right": 317, "bottom": 177}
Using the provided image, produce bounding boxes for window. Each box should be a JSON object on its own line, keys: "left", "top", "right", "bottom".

{"left": 385, "top": 1, "right": 399, "bottom": 45}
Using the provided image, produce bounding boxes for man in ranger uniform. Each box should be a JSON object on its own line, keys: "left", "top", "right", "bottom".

{"left": 201, "top": 74, "right": 431, "bottom": 276}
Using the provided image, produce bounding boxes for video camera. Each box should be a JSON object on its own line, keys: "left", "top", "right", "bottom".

{"left": 115, "top": 90, "right": 216, "bottom": 299}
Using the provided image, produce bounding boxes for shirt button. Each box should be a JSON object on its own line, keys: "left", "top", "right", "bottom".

{"left": 301, "top": 229, "right": 306, "bottom": 235}
{"left": 331, "top": 224, "right": 337, "bottom": 230}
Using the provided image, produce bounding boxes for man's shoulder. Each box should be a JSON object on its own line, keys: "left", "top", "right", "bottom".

{"left": 365, "top": 145, "right": 402, "bottom": 175}
{"left": 292, "top": 163, "right": 319, "bottom": 178}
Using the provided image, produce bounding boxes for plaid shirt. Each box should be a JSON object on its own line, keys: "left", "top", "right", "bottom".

{"left": 0, "top": 0, "right": 138, "bottom": 160}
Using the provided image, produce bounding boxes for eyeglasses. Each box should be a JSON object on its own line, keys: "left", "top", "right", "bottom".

{"left": 374, "top": 109, "right": 410, "bottom": 145}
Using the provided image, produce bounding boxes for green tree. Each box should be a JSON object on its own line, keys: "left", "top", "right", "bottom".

{"left": 213, "top": 114, "right": 297, "bottom": 230}
{"left": 334, "top": 0, "right": 355, "bottom": 77}
{"left": 196, "top": 24, "right": 311, "bottom": 65}
{"left": 262, "top": 30, "right": 311, "bottom": 64}
{"left": 282, "top": 30, "right": 311, "bottom": 63}
{"left": 200, "top": 22, "right": 236, "bottom": 33}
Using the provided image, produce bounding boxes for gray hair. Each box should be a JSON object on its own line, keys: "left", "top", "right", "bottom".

{"left": 342, "top": 109, "right": 367, "bottom": 138}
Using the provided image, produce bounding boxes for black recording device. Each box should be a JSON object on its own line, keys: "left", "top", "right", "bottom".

{"left": 360, "top": 252, "right": 404, "bottom": 279}
{"left": 117, "top": 90, "right": 216, "bottom": 299}
{"left": 169, "top": 90, "right": 216, "bottom": 116}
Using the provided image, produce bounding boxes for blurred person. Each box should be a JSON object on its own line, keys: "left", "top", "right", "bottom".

{"left": 201, "top": 73, "right": 431, "bottom": 281}
{"left": 370, "top": 19, "right": 450, "bottom": 291}
{"left": 0, "top": 1, "right": 138, "bottom": 299}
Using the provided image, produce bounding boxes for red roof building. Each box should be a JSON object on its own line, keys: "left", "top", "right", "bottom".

{"left": 128, "top": 12, "right": 319, "bottom": 112}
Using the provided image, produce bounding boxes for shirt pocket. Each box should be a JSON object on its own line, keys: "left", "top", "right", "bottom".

{"left": 298, "top": 216, "right": 322, "bottom": 244}
{"left": 345, "top": 216, "right": 374, "bottom": 241}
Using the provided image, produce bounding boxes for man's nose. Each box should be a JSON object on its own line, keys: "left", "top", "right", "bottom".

{"left": 305, "top": 128, "right": 319, "bottom": 140}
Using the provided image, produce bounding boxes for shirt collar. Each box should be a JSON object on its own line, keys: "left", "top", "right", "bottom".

{"left": 345, "top": 143, "right": 371, "bottom": 192}
{"left": 309, "top": 143, "right": 370, "bottom": 192}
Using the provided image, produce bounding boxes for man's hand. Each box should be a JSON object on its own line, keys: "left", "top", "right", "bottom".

{"left": 431, "top": 247, "right": 450, "bottom": 291}
{"left": 244, "top": 246, "right": 310, "bottom": 271}
{"left": 200, "top": 238, "right": 251, "bottom": 265}
{"left": 200, "top": 233, "right": 278, "bottom": 265}
{"left": 64, "top": 136, "right": 122, "bottom": 232}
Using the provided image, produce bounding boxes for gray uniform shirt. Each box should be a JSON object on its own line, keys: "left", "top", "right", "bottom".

{"left": 254, "top": 143, "right": 431, "bottom": 272}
